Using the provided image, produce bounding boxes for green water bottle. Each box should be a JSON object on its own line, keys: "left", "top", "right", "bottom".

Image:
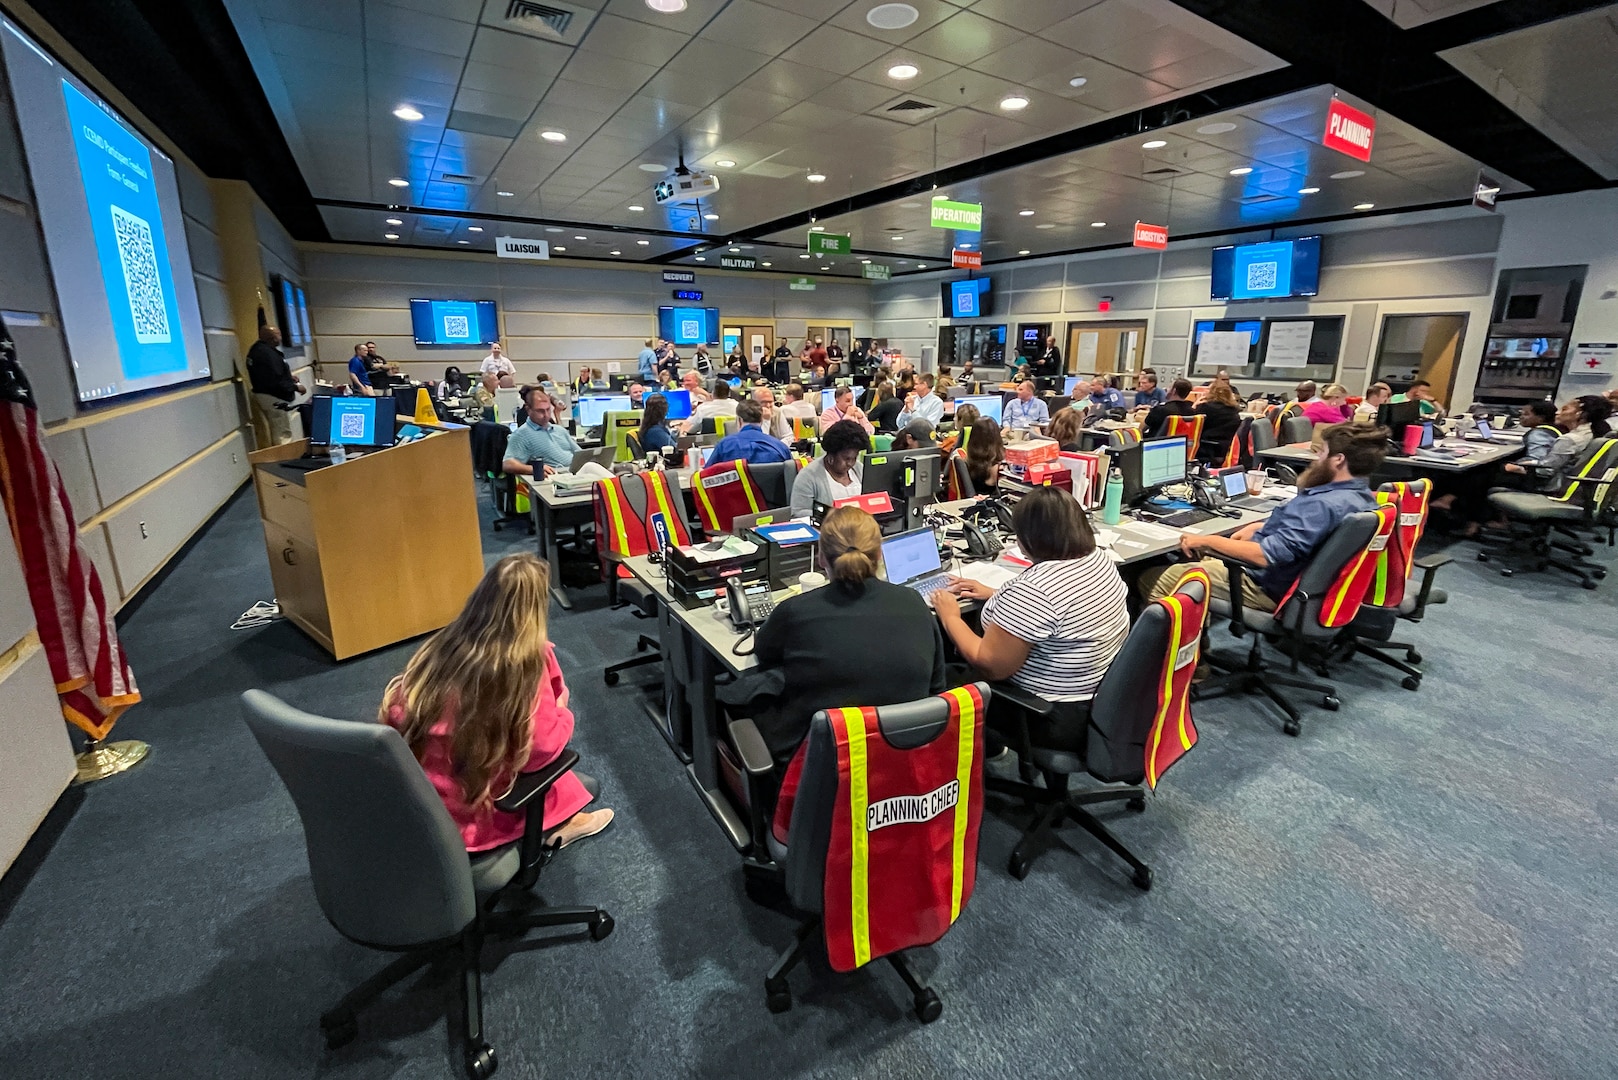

{"left": 1102, "top": 466, "right": 1123, "bottom": 525}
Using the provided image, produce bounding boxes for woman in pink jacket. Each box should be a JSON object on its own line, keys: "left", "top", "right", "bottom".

{"left": 381, "top": 553, "right": 612, "bottom": 852}
{"left": 1301, "top": 383, "right": 1354, "bottom": 426}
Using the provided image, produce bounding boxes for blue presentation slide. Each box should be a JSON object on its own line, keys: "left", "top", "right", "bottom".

{"left": 61, "top": 80, "right": 188, "bottom": 380}
{"left": 1229, "top": 240, "right": 1295, "bottom": 300}
{"left": 430, "top": 299, "right": 481, "bottom": 344}
{"left": 328, "top": 399, "right": 378, "bottom": 445}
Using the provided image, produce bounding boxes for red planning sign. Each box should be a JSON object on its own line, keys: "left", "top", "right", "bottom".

{"left": 1324, "top": 98, "right": 1375, "bottom": 162}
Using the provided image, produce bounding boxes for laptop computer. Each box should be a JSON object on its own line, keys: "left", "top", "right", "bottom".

{"left": 880, "top": 527, "right": 949, "bottom": 602}
{"left": 566, "top": 444, "right": 616, "bottom": 473}
{"left": 1215, "top": 466, "right": 1279, "bottom": 510}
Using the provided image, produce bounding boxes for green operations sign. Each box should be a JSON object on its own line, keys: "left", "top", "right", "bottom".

{"left": 930, "top": 199, "right": 982, "bottom": 229}
{"left": 808, "top": 232, "right": 851, "bottom": 256}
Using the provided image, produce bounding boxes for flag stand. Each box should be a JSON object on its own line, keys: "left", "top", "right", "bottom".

{"left": 75, "top": 737, "right": 150, "bottom": 784}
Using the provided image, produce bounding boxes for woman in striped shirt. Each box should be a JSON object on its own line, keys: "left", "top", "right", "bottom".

{"left": 933, "top": 488, "right": 1130, "bottom": 749}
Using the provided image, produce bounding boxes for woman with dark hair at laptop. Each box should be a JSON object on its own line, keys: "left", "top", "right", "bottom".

{"left": 438, "top": 365, "right": 470, "bottom": 399}
{"left": 935, "top": 487, "right": 1130, "bottom": 750}
{"left": 637, "top": 393, "right": 676, "bottom": 456}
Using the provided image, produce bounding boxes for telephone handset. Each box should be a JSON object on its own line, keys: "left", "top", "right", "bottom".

{"left": 961, "top": 518, "right": 1003, "bottom": 560}
{"left": 725, "top": 578, "right": 774, "bottom": 632}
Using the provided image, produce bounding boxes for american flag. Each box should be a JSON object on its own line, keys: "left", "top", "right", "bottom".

{"left": 0, "top": 315, "right": 139, "bottom": 737}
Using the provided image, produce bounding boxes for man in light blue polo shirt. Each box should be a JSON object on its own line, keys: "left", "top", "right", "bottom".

{"left": 897, "top": 372, "right": 945, "bottom": 428}
{"left": 637, "top": 338, "right": 658, "bottom": 382}
{"left": 1002, "top": 380, "right": 1050, "bottom": 431}
{"left": 1088, "top": 377, "right": 1126, "bottom": 410}
{"left": 502, "top": 386, "right": 580, "bottom": 478}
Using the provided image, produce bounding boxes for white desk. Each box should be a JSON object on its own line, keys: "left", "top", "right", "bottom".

{"left": 524, "top": 468, "right": 694, "bottom": 608}
{"left": 1258, "top": 437, "right": 1521, "bottom": 474}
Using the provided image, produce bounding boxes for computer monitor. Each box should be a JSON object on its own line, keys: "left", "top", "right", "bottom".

{"left": 863, "top": 448, "right": 940, "bottom": 500}
{"left": 391, "top": 385, "right": 420, "bottom": 416}
{"left": 951, "top": 394, "right": 1003, "bottom": 423}
{"left": 648, "top": 389, "right": 693, "bottom": 420}
{"left": 1063, "top": 375, "right": 1081, "bottom": 396}
{"left": 309, "top": 395, "right": 397, "bottom": 448}
{"left": 1118, "top": 436, "right": 1187, "bottom": 503}
{"left": 820, "top": 387, "right": 838, "bottom": 413}
{"left": 1375, "top": 399, "right": 1423, "bottom": 442}
{"left": 576, "top": 394, "right": 630, "bottom": 428}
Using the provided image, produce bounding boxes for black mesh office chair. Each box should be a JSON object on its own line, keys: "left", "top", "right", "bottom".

{"left": 748, "top": 459, "right": 801, "bottom": 510}
{"left": 240, "top": 691, "right": 613, "bottom": 1080}
{"left": 1479, "top": 437, "right": 1618, "bottom": 589}
{"left": 1196, "top": 507, "right": 1392, "bottom": 736}
{"left": 985, "top": 576, "right": 1208, "bottom": 887}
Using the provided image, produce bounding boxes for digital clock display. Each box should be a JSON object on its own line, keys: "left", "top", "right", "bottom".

{"left": 673, "top": 289, "right": 704, "bottom": 301}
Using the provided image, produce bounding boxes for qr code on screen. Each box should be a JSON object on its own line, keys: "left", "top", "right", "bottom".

{"left": 111, "top": 204, "right": 171, "bottom": 344}
{"left": 442, "top": 315, "right": 470, "bottom": 339}
{"left": 1245, "top": 261, "right": 1279, "bottom": 293}
{"left": 339, "top": 412, "right": 367, "bottom": 440}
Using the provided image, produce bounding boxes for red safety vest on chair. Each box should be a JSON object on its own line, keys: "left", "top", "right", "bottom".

{"left": 821, "top": 685, "right": 985, "bottom": 973}
{"left": 594, "top": 471, "right": 691, "bottom": 580}
{"left": 1369, "top": 480, "right": 1430, "bottom": 609}
{"left": 691, "top": 458, "right": 765, "bottom": 534}
{"left": 1163, "top": 414, "right": 1203, "bottom": 461}
{"left": 1273, "top": 503, "right": 1399, "bottom": 630}
{"left": 1222, "top": 416, "right": 1254, "bottom": 470}
{"left": 1144, "top": 567, "right": 1211, "bottom": 789}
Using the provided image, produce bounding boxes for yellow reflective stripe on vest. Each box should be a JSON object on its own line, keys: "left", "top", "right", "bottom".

{"left": 600, "top": 481, "right": 631, "bottom": 556}
{"left": 1559, "top": 445, "right": 1608, "bottom": 502}
{"left": 841, "top": 708, "right": 872, "bottom": 969}
{"left": 738, "top": 461, "right": 763, "bottom": 513}
{"left": 691, "top": 470, "right": 720, "bottom": 530}
{"left": 947, "top": 687, "right": 975, "bottom": 922}
{"left": 1146, "top": 595, "right": 1185, "bottom": 789}
{"left": 645, "top": 473, "right": 680, "bottom": 543}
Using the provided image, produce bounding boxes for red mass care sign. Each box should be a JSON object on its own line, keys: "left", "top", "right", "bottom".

{"left": 1323, "top": 98, "right": 1375, "bottom": 162}
{"left": 1132, "top": 221, "right": 1168, "bottom": 250}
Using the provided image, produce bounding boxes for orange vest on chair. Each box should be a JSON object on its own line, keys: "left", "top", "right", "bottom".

{"left": 1369, "top": 481, "right": 1430, "bottom": 609}
{"left": 822, "top": 685, "right": 985, "bottom": 973}
{"left": 1145, "top": 568, "right": 1211, "bottom": 789}
{"left": 691, "top": 458, "right": 765, "bottom": 534}
{"left": 594, "top": 471, "right": 691, "bottom": 578}
{"left": 1162, "top": 414, "right": 1203, "bottom": 460}
{"left": 1274, "top": 503, "right": 1399, "bottom": 630}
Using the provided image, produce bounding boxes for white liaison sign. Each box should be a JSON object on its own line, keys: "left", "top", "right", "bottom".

{"left": 496, "top": 236, "right": 550, "bottom": 260}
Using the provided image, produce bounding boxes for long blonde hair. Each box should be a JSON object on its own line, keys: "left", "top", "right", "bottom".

{"left": 381, "top": 553, "right": 552, "bottom": 809}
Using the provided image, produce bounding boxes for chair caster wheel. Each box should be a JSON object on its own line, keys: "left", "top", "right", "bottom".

{"left": 1406, "top": 649, "right": 1421, "bottom": 664}
{"left": 1582, "top": 579, "right": 1599, "bottom": 590}
{"left": 320, "top": 1011, "right": 357, "bottom": 1050}
{"left": 1007, "top": 853, "right": 1031, "bottom": 880}
{"left": 465, "top": 1042, "right": 497, "bottom": 1079}
{"left": 1132, "top": 866, "right": 1153, "bottom": 891}
{"left": 590, "top": 912, "right": 615, "bottom": 941}
{"left": 1126, "top": 796, "right": 1146, "bottom": 813}
{"left": 913, "top": 989, "right": 943, "bottom": 1023}
{"left": 635, "top": 638, "right": 650, "bottom": 652}
{"left": 1401, "top": 675, "right": 1421, "bottom": 691}
{"left": 1475, "top": 551, "right": 1489, "bottom": 562}
{"left": 765, "top": 977, "right": 792, "bottom": 1014}
{"left": 1594, "top": 569, "right": 1608, "bottom": 580}
{"left": 1500, "top": 568, "right": 1514, "bottom": 577}
{"left": 603, "top": 671, "right": 619, "bottom": 686}
{"left": 1322, "top": 695, "right": 1340, "bottom": 711}
{"left": 1283, "top": 719, "right": 1301, "bottom": 737}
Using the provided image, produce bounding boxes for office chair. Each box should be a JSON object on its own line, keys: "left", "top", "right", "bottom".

{"left": 1479, "top": 437, "right": 1618, "bottom": 589}
{"left": 1221, "top": 416, "right": 1256, "bottom": 470}
{"left": 1277, "top": 400, "right": 1304, "bottom": 431}
{"left": 471, "top": 422, "right": 534, "bottom": 535}
{"left": 717, "top": 416, "right": 741, "bottom": 438}
{"left": 1196, "top": 505, "right": 1398, "bottom": 736}
{"left": 625, "top": 432, "right": 644, "bottom": 459}
{"left": 1249, "top": 413, "right": 1279, "bottom": 457}
{"left": 240, "top": 691, "right": 612, "bottom": 1080}
{"left": 594, "top": 472, "right": 692, "bottom": 684}
{"left": 984, "top": 575, "right": 1209, "bottom": 887}
{"left": 747, "top": 459, "right": 800, "bottom": 511}
{"left": 1280, "top": 415, "right": 1315, "bottom": 444}
{"left": 1327, "top": 479, "right": 1449, "bottom": 689}
{"left": 1108, "top": 427, "right": 1141, "bottom": 451}
{"left": 1162, "top": 413, "right": 1203, "bottom": 461}
{"left": 726, "top": 685, "right": 991, "bottom": 1021}
{"left": 943, "top": 453, "right": 975, "bottom": 501}
{"left": 692, "top": 458, "right": 767, "bottom": 535}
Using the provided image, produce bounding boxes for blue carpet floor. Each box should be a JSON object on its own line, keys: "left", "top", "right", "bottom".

{"left": 1, "top": 485, "right": 1615, "bottom": 1079}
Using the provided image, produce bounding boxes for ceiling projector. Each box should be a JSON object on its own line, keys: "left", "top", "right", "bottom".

{"left": 654, "top": 168, "right": 720, "bottom": 205}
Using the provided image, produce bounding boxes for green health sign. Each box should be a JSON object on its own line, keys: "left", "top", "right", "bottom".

{"left": 929, "top": 200, "right": 982, "bottom": 229}
{"left": 861, "top": 263, "right": 891, "bottom": 280}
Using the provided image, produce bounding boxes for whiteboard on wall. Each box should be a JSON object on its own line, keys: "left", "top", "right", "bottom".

{"left": 1076, "top": 332, "right": 1099, "bottom": 369}
{"left": 1194, "top": 330, "right": 1251, "bottom": 372}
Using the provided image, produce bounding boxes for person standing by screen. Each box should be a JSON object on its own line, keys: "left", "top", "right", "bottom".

{"left": 481, "top": 342, "right": 516, "bottom": 384}
{"left": 246, "top": 325, "right": 303, "bottom": 445}
{"left": 346, "top": 344, "right": 374, "bottom": 395}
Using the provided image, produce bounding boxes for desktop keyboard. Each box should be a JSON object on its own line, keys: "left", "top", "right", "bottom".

{"left": 1153, "top": 508, "right": 1218, "bottom": 528}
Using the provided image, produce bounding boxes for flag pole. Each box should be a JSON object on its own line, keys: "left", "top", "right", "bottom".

{"left": 75, "top": 737, "right": 150, "bottom": 783}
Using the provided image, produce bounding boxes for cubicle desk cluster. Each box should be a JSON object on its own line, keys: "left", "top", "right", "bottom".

{"left": 248, "top": 430, "right": 484, "bottom": 660}
{"left": 1258, "top": 436, "right": 1521, "bottom": 474}
{"left": 618, "top": 498, "right": 1274, "bottom": 854}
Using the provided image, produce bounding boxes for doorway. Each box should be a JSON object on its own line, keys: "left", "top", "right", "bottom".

{"left": 1066, "top": 321, "right": 1148, "bottom": 380}
{"left": 724, "top": 323, "right": 775, "bottom": 370}
{"left": 806, "top": 324, "right": 852, "bottom": 352}
{"left": 1371, "top": 314, "right": 1468, "bottom": 406}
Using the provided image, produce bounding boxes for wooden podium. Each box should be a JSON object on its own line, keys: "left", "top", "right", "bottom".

{"left": 248, "top": 429, "right": 484, "bottom": 660}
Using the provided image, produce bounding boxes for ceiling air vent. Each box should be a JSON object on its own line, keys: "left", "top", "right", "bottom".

{"left": 1143, "top": 165, "right": 1187, "bottom": 178}
{"left": 1242, "top": 193, "right": 1284, "bottom": 204}
{"left": 438, "top": 172, "right": 479, "bottom": 185}
{"left": 887, "top": 99, "right": 935, "bottom": 113}
{"left": 503, "top": 0, "right": 574, "bottom": 39}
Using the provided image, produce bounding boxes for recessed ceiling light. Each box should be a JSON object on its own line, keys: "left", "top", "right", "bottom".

{"left": 714, "top": 159, "right": 736, "bottom": 168}
{"left": 1018, "top": 249, "right": 1030, "bottom": 255}
{"left": 729, "top": 247, "right": 740, "bottom": 252}
{"left": 540, "top": 130, "right": 567, "bottom": 142}
{"left": 638, "top": 163, "right": 666, "bottom": 173}
{"left": 553, "top": 246, "right": 565, "bottom": 251}
{"left": 1035, "top": 223, "right": 1055, "bottom": 229}
{"left": 820, "top": 266, "right": 830, "bottom": 270}
{"left": 1229, "top": 167, "right": 1252, "bottom": 176}
{"left": 694, "top": 256, "right": 705, "bottom": 261}
{"left": 385, "top": 217, "right": 403, "bottom": 226}
{"left": 869, "top": 4, "right": 919, "bottom": 31}
{"left": 799, "top": 253, "right": 811, "bottom": 259}
{"left": 1090, "top": 221, "right": 1106, "bottom": 227}
{"left": 886, "top": 63, "right": 919, "bottom": 81}
{"left": 627, "top": 204, "right": 645, "bottom": 212}
{"left": 638, "top": 240, "right": 650, "bottom": 245}
{"left": 1069, "top": 76, "right": 1087, "bottom": 88}
{"left": 860, "top": 258, "right": 871, "bottom": 263}
{"left": 704, "top": 212, "right": 718, "bottom": 220}
{"left": 1298, "top": 186, "right": 1320, "bottom": 195}
{"left": 890, "top": 235, "right": 904, "bottom": 240}
{"left": 610, "top": 249, "right": 621, "bottom": 255}
{"left": 1331, "top": 170, "right": 1365, "bottom": 180}
{"left": 457, "top": 239, "right": 469, "bottom": 244}
{"left": 898, "top": 261, "right": 908, "bottom": 265}
{"left": 932, "top": 193, "right": 949, "bottom": 200}
{"left": 497, "top": 190, "right": 515, "bottom": 197}
{"left": 917, "top": 263, "right": 926, "bottom": 268}
{"left": 810, "top": 225, "right": 825, "bottom": 231}
{"left": 392, "top": 105, "right": 423, "bottom": 121}
{"left": 999, "top": 95, "right": 1029, "bottom": 111}
{"left": 575, "top": 235, "right": 587, "bottom": 240}
{"left": 1018, "top": 209, "right": 1035, "bottom": 216}
{"left": 545, "top": 227, "right": 563, "bottom": 233}
{"left": 1354, "top": 202, "right": 1375, "bottom": 211}
{"left": 1142, "top": 139, "right": 1166, "bottom": 149}
{"left": 1197, "top": 121, "right": 1237, "bottom": 135}
{"left": 387, "top": 177, "right": 409, "bottom": 187}
{"left": 468, "top": 226, "right": 483, "bottom": 233}
{"left": 383, "top": 232, "right": 399, "bottom": 239}
{"left": 644, "top": 0, "right": 686, "bottom": 12}
{"left": 806, "top": 173, "right": 827, "bottom": 183}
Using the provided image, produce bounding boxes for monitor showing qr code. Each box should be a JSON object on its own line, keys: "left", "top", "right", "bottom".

{"left": 110, "top": 204, "right": 172, "bottom": 345}
{"left": 441, "top": 314, "right": 470, "bottom": 340}
{"left": 339, "top": 412, "right": 367, "bottom": 440}
{"left": 1244, "top": 261, "right": 1279, "bottom": 294}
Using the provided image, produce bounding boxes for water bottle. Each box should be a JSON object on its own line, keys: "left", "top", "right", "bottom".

{"left": 329, "top": 442, "right": 346, "bottom": 466}
{"left": 1102, "top": 466, "right": 1123, "bottom": 525}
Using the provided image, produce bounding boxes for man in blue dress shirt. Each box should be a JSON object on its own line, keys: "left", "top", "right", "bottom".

{"left": 710, "top": 399, "right": 791, "bottom": 465}
{"left": 1087, "top": 377, "right": 1126, "bottom": 410}
{"left": 896, "top": 372, "right": 945, "bottom": 428}
{"left": 1002, "top": 381, "right": 1050, "bottom": 431}
{"left": 1133, "top": 369, "right": 1167, "bottom": 407}
{"left": 1139, "top": 421, "right": 1386, "bottom": 611}
{"left": 502, "top": 386, "right": 580, "bottom": 478}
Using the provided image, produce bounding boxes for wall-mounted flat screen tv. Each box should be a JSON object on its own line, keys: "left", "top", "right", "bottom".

{"left": 942, "top": 277, "right": 993, "bottom": 318}
{"left": 657, "top": 306, "right": 720, "bottom": 346}
{"left": 1210, "top": 235, "right": 1322, "bottom": 301}
{"left": 409, "top": 298, "right": 500, "bottom": 345}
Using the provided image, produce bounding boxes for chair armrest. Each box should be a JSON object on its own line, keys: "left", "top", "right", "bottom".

{"left": 989, "top": 681, "right": 1049, "bottom": 780}
{"left": 727, "top": 717, "right": 774, "bottom": 776}
{"left": 1414, "top": 553, "right": 1453, "bottom": 570}
{"left": 987, "top": 681, "right": 1054, "bottom": 717}
{"left": 1405, "top": 553, "right": 1451, "bottom": 621}
{"left": 494, "top": 749, "right": 579, "bottom": 814}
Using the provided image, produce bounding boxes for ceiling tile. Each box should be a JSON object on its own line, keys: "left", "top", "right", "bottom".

{"left": 777, "top": 24, "right": 892, "bottom": 75}
{"left": 556, "top": 53, "right": 662, "bottom": 90}
{"left": 600, "top": 0, "right": 730, "bottom": 31}
{"left": 467, "top": 26, "right": 575, "bottom": 75}
{"left": 735, "top": 62, "right": 845, "bottom": 102}
{"left": 1145, "top": 48, "right": 1255, "bottom": 91}
{"left": 970, "top": 0, "right": 1102, "bottom": 33}
{"left": 828, "top": 0, "right": 959, "bottom": 43}
{"left": 367, "top": 4, "right": 478, "bottom": 57}
{"left": 806, "top": 76, "right": 897, "bottom": 114}
{"left": 451, "top": 87, "right": 541, "bottom": 123}
{"left": 901, "top": 10, "right": 1026, "bottom": 67}
{"left": 365, "top": 42, "right": 469, "bottom": 85}
{"left": 701, "top": 0, "right": 822, "bottom": 56}
{"left": 1044, "top": 1, "right": 1166, "bottom": 56}
{"left": 573, "top": 12, "right": 690, "bottom": 65}
{"left": 262, "top": 20, "right": 354, "bottom": 64}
